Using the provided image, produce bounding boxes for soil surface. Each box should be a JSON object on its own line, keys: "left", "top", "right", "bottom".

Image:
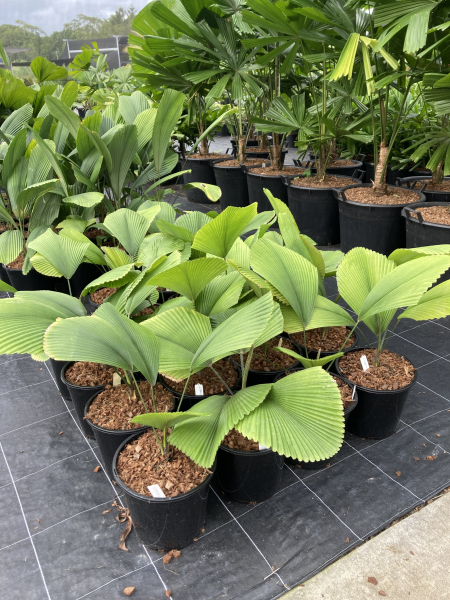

{"left": 65, "top": 362, "right": 116, "bottom": 387}
{"left": 291, "top": 175, "right": 355, "bottom": 189}
{"left": 134, "top": 306, "right": 155, "bottom": 317}
{"left": 326, "top": 159, "right": 357, "bottom": 167}
{"left": 245, "top": 147, "right": 270, "bottom": 153}
{"left": 333, "top": 375, "right": 355, "bottom": 409}
{"left": 291, "top": 327, "right": 355, "bottom": 353}
{"left": 86, "top": 382, "right": 174, "bottom": 430}
{"left": 222, "top": 429, "right": 259, "bottom": 451}
{"left": 345, "top": 186, "right": 419, "bottom": 205}
{"left": 233, "top": 336, "right": 298, "bottom": 372}
{"left": 339, "top": 349, "right": 415, "bottom": 390}
{"left": 187, "top": 153, "right": 228, "bottom": 160}
{"left": 215, "top": 158, "right": 265, "bottom": 167}
{"left": 162, "top": 359, "right": 239, "bottom": 395}
{"left": 250, "top": 166, "right": 306, "bottom": 176}
{"left": 411, "top": 205, "right": 450, "bottom": 225}
{"left": 85, "top": 228, "right": 108, "bottom": 239}
{"left": 7, "top": 254, "right": 25, "bottom": 269}
{"left": 423, "top": 180, "right": 450, "bottom": 191}
{"left": 91, "top": 287, "right": 117, "bottom": 304}
{"left": 116, "top": 429, "right": 210, "bottom": 498}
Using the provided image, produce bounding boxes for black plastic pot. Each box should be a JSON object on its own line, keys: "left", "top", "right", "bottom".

{"left": 215, "top": 444, "right": 284, "bottom": 503}
{"left": 364, "top": 163, "right": 421, "bottom": 185}
{"left": 244, "top": 160, "right": 302, "bottom": 212}
{"left": 5, "top": 266, "right": 69, "bottom": 293}
{"left": 213, "top": 158, "right": 263, "bottom": 209}
{"left": 237, "top": 148, "right": 288, "bottom": 163}
{"left": 159, "top": 361, "right": 242, "bottom": 410}
{"left": 287, "top": 133, "right": 297, "bottom": 148}
{"left": 278, "top": 371, "right": 359, "bottom": 469}
{"left": 61, "top": 362, "right": 108, "bottom": 438}
{"left": 83, "top": 293, "right": 101, "bottom": 315}
{"left": 402, "top": 201, "right": 450, "bottom": 284}
{"left": 283, "top": 171, "right": 364, "bottom": 246}
{"left": 0, "top": 263, "right": 11, "bottom": 285}
{"left": 288, "top": 326, "right": 359, "bottom": 374}
{"left": 335, "top": 183, "right": 426, "bottom": 255}
{"left": 84, "top": 393, "right": 149, "bottom": 479}
{"left": 70, "top": 263, "right": 103, "bottom": 298}
{"left": 336, "top": 351, "right": 417, "bottom": 439}
{"left": 48, "top": 358, "right": 72, "bottom": 402}
{"left": 113, "top": 430, "right": 215, "bottom": 550}
{"left": 180, "top": 154, "right": 221, "bottom": 204}
{"left": 397, "top": 176, "right": 450, "bottom": 202}
{"left": 302, "top": 155, "right": 365, "bottom": 177}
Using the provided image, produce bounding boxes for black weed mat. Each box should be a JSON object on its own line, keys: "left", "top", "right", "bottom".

{"left": 2, "top": 278, "right": 450, "bottom": 600}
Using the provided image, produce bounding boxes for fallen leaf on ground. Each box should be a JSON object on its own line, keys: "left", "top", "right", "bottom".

{"left": 396, "top": 471, "right": 401, "bottom": 476}
{"left": 94, "top": 466, "right": 101, "bottom": 473}
{"left": 414, "top": 457, "right": 419, "bottom": 461}
{"left": 368, "top": 577, "right": 378, "bottom": 585}
{"left": 379, "top": 592, "right": 387, "bottom": 597}
{"left": 163, "top": 554, "right": 172, "bottom": 564}
{"left": 346, "top": 538, "right": 350, "bottom": 543}
{"left": 436, "top": 434, "right": 441, "bottom": 437}
{"left": 425, "top": 455, "right": 436, "bottom": 461}
{"left": 193, "top": 538, "right": 198, "bottom": 542}
{"left": 113, "top": 500, "right": 133, "bottom": 551}
{"left": 124, "top": 587, "right": 135, "bottom": 596}
{"left": 170, "top": 550, "right": 181, "bottom": 558}
{"left": 59, "top": 432, "right": 63, "bottom": 435}
{"left": 103, "top": 508, "right": 112, "bottom": 514}
{"left": 410, "top": 551, "right": 414, "bottom": 555}
{"left": 165, "top": 590, "right": 172, "bottom": 597}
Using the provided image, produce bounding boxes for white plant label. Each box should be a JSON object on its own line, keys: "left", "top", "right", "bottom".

{"left": 360, "top": 355, "right": 370, "bottom": 371}
{"left": 195, "top": 384, "right": 204, "bottom": 396}
{"left": 262, "top": 163, "right": 267, "bottom": 168}
{"left": 112, "top": 373, "right": 121, "bottom": 387}
{"left": 259, "top": 444, "right": 267, "bottom": 451}
{"left": 352, "top": 385, "right": 356, "bottom": 399}
{"left": 148, "top": 484, "right": 166, "bottom": 498}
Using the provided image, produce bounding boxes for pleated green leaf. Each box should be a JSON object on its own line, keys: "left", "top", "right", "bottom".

{"left": 136, "top": 203, "right": 161, "bottom": 228}
{"left": 236, "top": 368, "right": 344, "bottom": 462}
{"left": 59, "top": 229, "right": 106, "bottom": 266}
{"left": 16, "top": 179, "right": 58, "bottom": 213}
{"left": 81, "top": 264, "right": 137, "bottom": 297}
{"left": 274, "top": 346, "right": 343, "bottom": 369}
{"left": 226, "top": 239, "right": 251, "bottom": 270}
{"left": 28, "top": 229, "right": 89, "bottom": 280}
{"left": 250, "top": 238, "right": 317, "bottom": 327}
{"left": 400, "top": 279, "right": 450, "bottom": 321}
{"left": 29, "top": 192, "right": 61, "bottom": 232}
{"left": 153, "top": 88, "right": 185, "bottom": 173}
{"left": 157, "top": 220, "right": 195, "bottom": 243}
{"left": 251, "top": 300, "right": 284, "bottom": 349}
{"left": 149, "top": 257, "right": 227, "bottom": 302}
{"left": 2, "top": 128, "right": 27, "bottom": 186}
{"left": 0, "top": 281, "right": 16, "bottom": 292}
{"left": 192, "top": 204, "right": 257, "bottom": 258}
{"left": 168, "top": 385, "right": 273, "bottom": 468}
{"left": 175, "top": 211, "right": 212, "bottom": 235}
{"left": 63, "top": 192, "right": 104, "bottom": 208}
{"left": 104, "top": 208, "right": 150, "bottom": 258}
{"left": 0, "top": 230, "right": 23, "bottom": 265}
{"left": 321, "top": 250, "right": 345, "bottom": 276}
{"left": 281, "top": 295, "right": 355, "bottom": 333}
{"left": 389, "top": 245, "right": 450, "bottom": 265}
{"left": 181, "top": 182, "right": 222, "bottom": 202}
{"left": 131, "top": 412, "right": 207, "bottom": 429}
{"left": 195, "top": 272, "right": 245, "bottom": 316}
{"left": 119, "top": 92, "right": 151, "bottom": 125}
{"left": 108, "top": 125, "right": 138, "bottom": 202}
{"left": 136, "top": 233, "right": 184, "bottom": 267}
{"left": 191, "top": 292, "right": 274, "bottom": 369}
{"left": 102, "top": 247, "right": 132, "bottom": 270}
{"left": 278, "top": 213, "right": 324, "bottom": 279}
{"left": 142, "top": 307, "right": 212, "bottom": 380}
{"left": 44, "top": 96, "right": 80, "bottom": 140}
{"left": 1, "top": 103, "right": 32, "bottom": 136}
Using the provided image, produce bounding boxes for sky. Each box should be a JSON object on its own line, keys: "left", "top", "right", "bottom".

{"left": 1, "top": 0, "right": 147, "bottom": 35}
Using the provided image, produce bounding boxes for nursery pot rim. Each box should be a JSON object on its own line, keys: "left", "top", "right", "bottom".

{"left": 402, "top": 201, "right": 450, "bottom": 229}
{"left": 213, "top": 160, "right": 267, "bottom": 170}
{"left": 336, "top": 183, "right": 426, "bottom": 208}
{"left": 335, "top": 348, "right": 417, "bottom": 394}
{"left": 83, "top": 390, "right": 161, "bottom": 437}
{"left": 112, "top": 430, "right": 216, "bottom": 503}
{"left": 61, "top": 361, "right": 109, "bottom": 391}
{"left": 218, "top": 442, "right": 275, "bottom": 457}
{"left": 283, "top": 174, "right": 363, "bottom": 191}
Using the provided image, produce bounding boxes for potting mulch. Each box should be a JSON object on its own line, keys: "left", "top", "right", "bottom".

{"left": 6, "top": 254, "right": 25, "bottom": 269}
{"left": 334, "top": 375, "right": 355, "bottom": 409}
{"left": 344, "top": 186, "right": 419, "bottom": 205}
{"left": 187, "top": 153, "right": 229, "bottom": 160}
{"left": 339, "top": 349, "right": 416, "bottom": 390}
{"left": 85, "top": 228, "right": 108, "bottom": 239}
{"left": 64, "top": 361, "right": 117, "bottom": 386}
{"left": 326, "top": 159, "right": 357, "bottom": 167}
{"left": 250, "top": 166, "right": 306, "bottom": 176}
{"left": 411, "top": 205, "right": 450, "bottom": 225}
{"left": 222, "top": 429, "right": 259, "bottom": 451}
{"left": 161, "top": 359, "right": 239, "bottom": 395}
{"left": 245, "top": 147, "right": 271, "bottom": 153}
{"left": 134, "top": 306, "right": 155, "bottom": 317}
{"left": 232, "top": 336, "right": 298, "bottom": 371}
{"left": 422, "top": 179, "right": 450, "bottom": 191}
{"left": 215, "top": 158, "right": 264, "bottom": 167}
{"left": 291, "top": 175, "right": 355, "bottom": 188}
{"left": 90, "top": 287, "right": 117, "bottom": 304}
{"left": 291, "top": 326, "right": 355, "bottom": 352}
{"left": 86, "top": 382, "right": 174, "bottom": 430}
{"left": 4, "top": 143, "right": 450, "bottom": 600}
{"left": 116, "top": 429, "right": 210, "bottom": 497}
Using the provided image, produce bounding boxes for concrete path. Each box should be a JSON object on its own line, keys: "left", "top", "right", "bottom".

{"left": 285, "top": 491, "right": 450, "bottom": 600}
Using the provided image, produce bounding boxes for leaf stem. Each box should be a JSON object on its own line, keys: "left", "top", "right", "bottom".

{"left": 242, "top": 345, "right": 254, "bottom": 389}
{"left": 131, "top": 372, "right": 149, "bottom": 412}
{"left": 177, "top": 373, "right": 191, "bottom": 412}
{"left": 209, "top": 364, "right": 234, "bottom": 396}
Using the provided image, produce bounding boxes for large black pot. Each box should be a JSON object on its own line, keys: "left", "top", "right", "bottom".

{"left": 0, "top": 263, "right": 11, "bottom": 285}
{"left": 159, "top": 360, "right": 242, "bottom": 410}
{"left": 212, "top": 158, "right": 264, "bottom": 209}
{"left": 336, "top": 351, "right": 417, "bottom": 439}
{"left": 335, "top": 183, "right": 426, "bottom": 255}
{"left": 70, "top": 262, "right": 103, "bottom": 298}
{"left": 397, "top": 176, "right": 450, "bottom": 202}
{"left": 5, "top": 266, "right": 69, "bottom": 293}
{"left": 288, "top": 326, "right": 359, "bottom": 374}
{"left": 402, "top": 201, "right": 450, "bottom": 284}
{"left": 180, "top": 154, "right": 224, "bottom": 204}
{"left": 61, "top": 362, "right": 108, "bottom": 438}
{"left": 279, "top": 371, "right": 359, "bottom": 469}
{"left": 303, "top": 155, "right": 365, "bottom": 177}
{"left": 83, "top": 292, "right": 101, "bottom": 315}
{"left": 84, "top": 392, "right": 150, "bottom": 479}
{"left": 237, "top": 148, "right": 288, "bottom": 163}
{"left": 364, "top": 162, "right": 416, "bottom": 185}
{"left": 48, "top": 358, "right": 71, "bottom": 402}
{"left": 283, "top": 171, "right": 364, "bottom": 246}
{"left": 113, "top": 430, "right": 215, "bottom": 550}
{"left": 215, "top": 444, "right": 284, "bottom": 503}
{"left": 244, "top": 163, "right": 292, "bottom": 212}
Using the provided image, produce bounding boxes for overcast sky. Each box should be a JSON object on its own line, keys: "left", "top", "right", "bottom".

{"left": 2, "top": 0, "right": 146, "bottom": 35}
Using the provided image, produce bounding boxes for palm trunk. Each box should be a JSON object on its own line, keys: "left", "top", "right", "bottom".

{"left": 374, "top": 141, "right": 389, "bottom": 193}
{"left": 432, "top": 162, "right": 443, "bottom": 185}
{"left": 238, "top": 135, "right": 246, "bottom": 163}
{"left": 272, "top": 134, "right": 281, "bottom": 169}
{"left": 316, "top": 144, "right": 327, "bottom": 180}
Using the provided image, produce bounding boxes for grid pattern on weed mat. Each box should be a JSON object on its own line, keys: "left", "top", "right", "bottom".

{"left": 2, "top": 276, "right": 450, "bottom": 600}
